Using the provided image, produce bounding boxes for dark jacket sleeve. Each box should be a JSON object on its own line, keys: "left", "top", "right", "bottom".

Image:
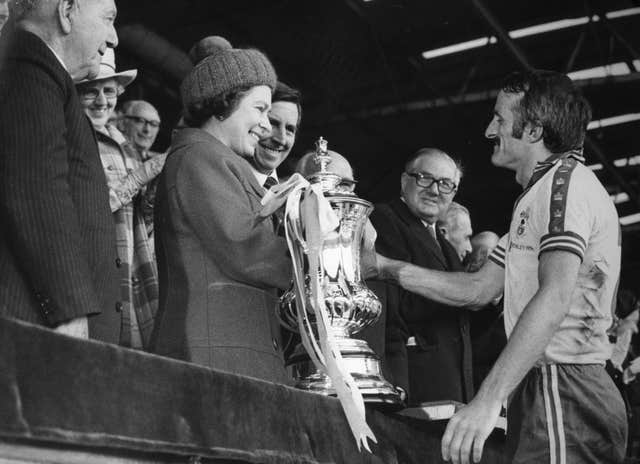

{"left": 370, "top": 204, "right": 410, "bottom": 393}
{"left": 0, "top": 60, "right": 102, "bottom": 324}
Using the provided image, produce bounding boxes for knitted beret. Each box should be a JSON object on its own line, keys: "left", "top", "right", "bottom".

{"left": 181, "top": 36, "right": 277, "bottom": 113}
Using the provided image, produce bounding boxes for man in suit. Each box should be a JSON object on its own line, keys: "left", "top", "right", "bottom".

{"left": 370, "top": 148, "right": 473, "bottom": 405}
{"left": 0, "top": 0, "right": 120, "bottom": 341}
{"left": 250, "top": 81, "right": 302, "bottom": 189}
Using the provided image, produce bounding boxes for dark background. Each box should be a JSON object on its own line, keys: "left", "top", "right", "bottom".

{"left": 113, "top": 0, "right": 640, "bottom": 293}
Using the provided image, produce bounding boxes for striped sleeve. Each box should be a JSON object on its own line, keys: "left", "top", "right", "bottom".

{"left": 540, "top": 231, "right": 587, "bottom": 258}
{"left": 488, "top": 233, "right": 508, "bottom": 268}
{"left": 539, "top": 159, "right": 589, "bottom": 262}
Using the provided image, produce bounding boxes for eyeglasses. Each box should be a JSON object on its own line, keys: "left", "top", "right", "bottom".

{"left": 405, "top": 172, "right": 457, "bottom": 194}
{"left": 79, "top": 86, "right": 119, "bottom": 101}
{"left": 336, "top": 179, "right": 357, "bottom": 193}
{"left": 125, "top": 115, "right": 161, "bottom": 129}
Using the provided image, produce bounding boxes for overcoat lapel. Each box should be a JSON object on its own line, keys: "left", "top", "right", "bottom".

{"left": 390, "top": 198, "right": 448, "bottom": 268}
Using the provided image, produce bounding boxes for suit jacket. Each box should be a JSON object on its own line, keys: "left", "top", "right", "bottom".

{"left": 151, "top": 128, "right": 291, "bottom": 384}
{"left": 371, "top": 198, "right": 473, "bottom": 404}
{"left": 0, "top": 30, "right": 120, "bottom": 342}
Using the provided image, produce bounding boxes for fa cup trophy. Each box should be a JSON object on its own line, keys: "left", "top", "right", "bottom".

{"left": 279, "top": 137, "right": 401, "bottom": 407}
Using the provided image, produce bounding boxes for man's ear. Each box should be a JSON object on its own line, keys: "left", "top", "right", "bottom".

{"left": 57, "top": 0, "right": 75, "bottom": 34}
{"left": 400, "top": 172, "right": 408, "bottom": 195}
{"left": 525, "top": 123, "right": 543, "bottom": 144}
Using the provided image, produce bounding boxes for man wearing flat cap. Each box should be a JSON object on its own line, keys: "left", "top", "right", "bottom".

{"left": 0, "top": 0, "right": 120, "bottom": 341}
{"left": 76, "top": 49, "right": 164, "bottom": 348}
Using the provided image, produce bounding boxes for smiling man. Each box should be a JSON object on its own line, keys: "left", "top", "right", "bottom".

{"left": 0, "top": 0, "right": 120, "bottom": 341}
{"left": 372, "top": 70, "right": 626, "bottom": 464}
{"left": 370, "top": 148, "right": 473, "bottom": 407}
{"left": 119, "top": 100, "right": 162, "bottom": 160}
{"left": 250, "top": 81, "right": 301, "bottom": 190}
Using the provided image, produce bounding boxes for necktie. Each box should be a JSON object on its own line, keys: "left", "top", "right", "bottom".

{"left": 263, "top": 176, "right": 278, "bottom": 190}
{"left": 428, "top": 224, "right": 442, "bottom": 251}
{"left": 262, "top": 176, "right": 280, "bottom": 232}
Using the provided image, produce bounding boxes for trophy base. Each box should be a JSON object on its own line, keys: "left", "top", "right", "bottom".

{"left": 287, "top": 337, "right": 403, "bottom": 410}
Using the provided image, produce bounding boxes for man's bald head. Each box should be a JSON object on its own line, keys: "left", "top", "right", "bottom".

{"left": 472, "top": 231, "right": 500, "bottom": 251}
{"left": 404, "top": 147, "right": 462, "bottom": 184}
{"left": 465, "top": 230, "right": 500, "bottom": 272}
{"left": 119, "top": 100, "right": 161, "bottom": 153}
{"left": 296, "top": 149, "right": 354, "bottom": 180}
{"left": 438, "top": 202, "right": 473, "bottom": 261}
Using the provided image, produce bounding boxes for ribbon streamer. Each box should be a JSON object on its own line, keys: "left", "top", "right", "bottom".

{"left": 263, "top": 180, "right": 377, "bottom": 452}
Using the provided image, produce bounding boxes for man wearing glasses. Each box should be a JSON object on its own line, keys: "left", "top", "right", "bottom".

{"left": 370, "top": 148, "right": 473, "bottom": 407}
{"left": 119, "top": 100, "right": 162, "bottom": 161}
{"left": 118, "top": 100, "right": 165, "bottom": 243}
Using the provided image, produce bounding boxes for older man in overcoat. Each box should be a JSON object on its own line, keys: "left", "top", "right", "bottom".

{"left": 371, "top": 148, "right": 473, "bottom": 405}
{"left": 0, "top": 0, "right": 121, "bottom": 341}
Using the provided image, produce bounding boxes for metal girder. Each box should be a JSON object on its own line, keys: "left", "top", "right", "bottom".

{"left": 308, "top": 72, "right": 640, "bottom": 124}
{"left": 588, "top": 0, "right": 640, "bottom": 71}
{"left": 469, "top": 0, "right": 640, "bottom": 210}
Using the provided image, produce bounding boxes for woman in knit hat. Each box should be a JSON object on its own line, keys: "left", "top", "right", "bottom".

{"left": 151, "top": 37, "right": 292, "bottom": 384}
{"left": 75, "top": 49, "right": 162, "bottom": 349}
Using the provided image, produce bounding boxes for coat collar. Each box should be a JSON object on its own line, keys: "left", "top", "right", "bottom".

{"left": 4, "top": 29, "right": 69, "bottom": 81}
{"left": 171, "top": 128, "right": 265, "bottom": 198}
{"left": 390, "top": 197, "right": 449, "bottom": 268}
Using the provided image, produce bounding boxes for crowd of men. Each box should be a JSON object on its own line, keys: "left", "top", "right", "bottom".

{"left": 0, "top": 1, "right": 638, "bottom": 463}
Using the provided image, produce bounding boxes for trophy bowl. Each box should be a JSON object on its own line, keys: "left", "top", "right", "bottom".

{"left": 278, "top": 139, "right": 401, "bottom": 408}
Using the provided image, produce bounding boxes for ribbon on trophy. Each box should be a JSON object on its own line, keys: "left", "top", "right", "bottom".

{"left": 261, "top": 177, "right": 377, "bottom": 452}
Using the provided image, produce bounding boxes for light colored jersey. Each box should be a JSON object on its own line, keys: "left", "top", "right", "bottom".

{"left": 489, "top": 153, "right": 620, "bottom": 364}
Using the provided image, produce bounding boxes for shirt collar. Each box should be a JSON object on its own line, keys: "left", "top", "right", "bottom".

{"left": 527, "top": 150, "right": 585, "bottom": 189}
{"left": 44, "top": 42, "right": 68, "bottom": 73}
{"left": 249, "top": 163, "right": 277, "bottom": 187}
{"left": 421, "top": 220, "right": 437, "bottom": 232}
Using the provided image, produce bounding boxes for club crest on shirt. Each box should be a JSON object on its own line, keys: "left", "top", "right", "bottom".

{"left": 517, "top": 208, "right": 530, "bottom": 237}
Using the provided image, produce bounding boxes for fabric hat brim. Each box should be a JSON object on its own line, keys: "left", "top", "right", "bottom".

{"left": 112, "top": 69, "right": 137, "bottom": 87}
{"left": 77, "top": 69, "right": 138, "bottom": 87}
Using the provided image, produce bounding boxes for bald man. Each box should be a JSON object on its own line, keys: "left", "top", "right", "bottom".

{"left": 119, "top": 100, "right": 162, "bottom": 160}
{"left": 118, "top": 100, "right": 165, "bottom": 241}
{"left": 438, "top": 202, "right": 473, "bottom": 262}
{"left": 370, "top": 147, "right": 473, "bottom": 406}
{"left": 295, "top": 149, "right": 356, "bottom": 192}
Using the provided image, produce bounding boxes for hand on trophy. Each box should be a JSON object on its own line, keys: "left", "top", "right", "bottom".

{"left": 360, "top": 219, "right": 379, "bottom": 280}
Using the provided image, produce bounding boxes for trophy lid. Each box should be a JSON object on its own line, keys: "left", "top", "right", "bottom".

{"left": 306, "top": 137, "right": 357, "bottom": 195}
